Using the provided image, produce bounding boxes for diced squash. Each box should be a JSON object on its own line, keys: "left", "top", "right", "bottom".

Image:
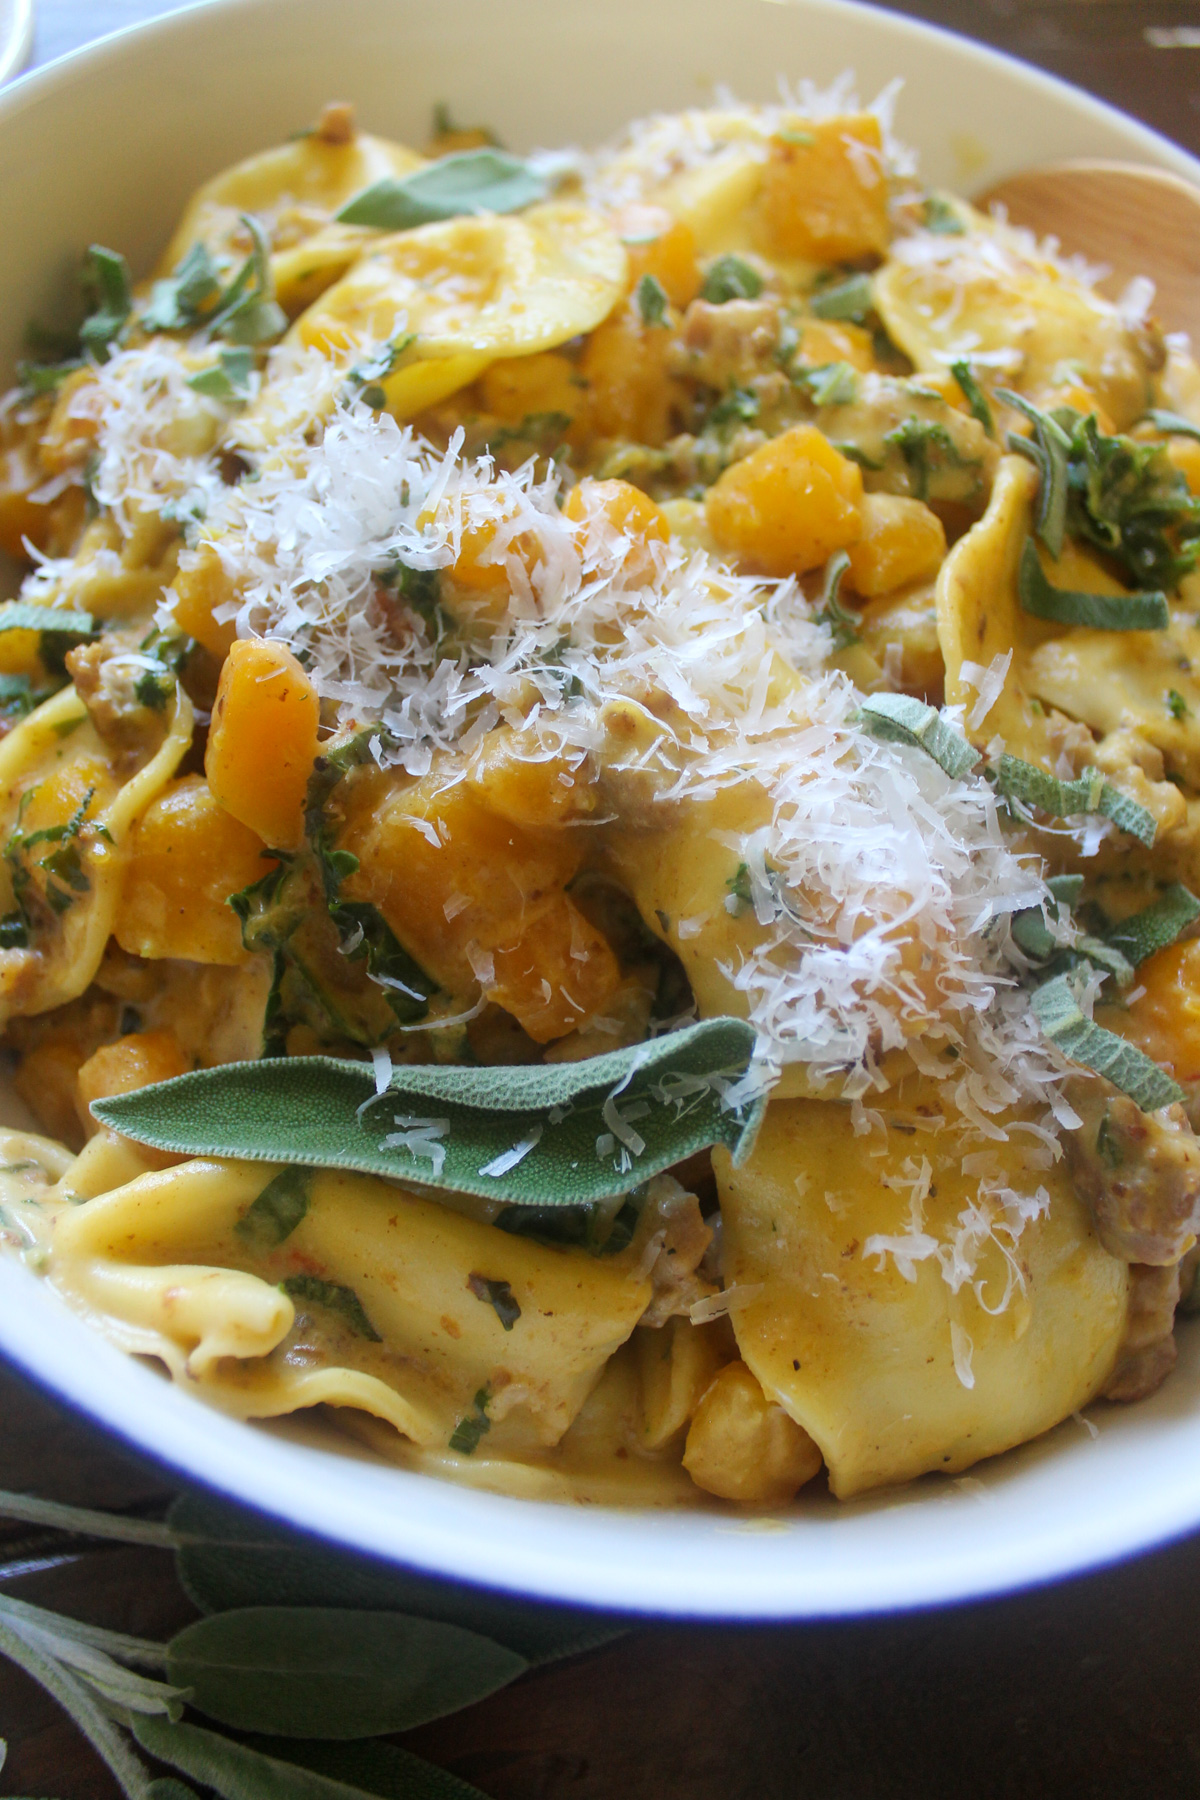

{"left": 682, "top": 1359, "right": 823, "bottom": 1502}
{"left": 205, "top": 638, "right": 320, "bottom": 851}
{"left": 613, "top": 204, "right": 701, "bottom": 309}
{"left": 169, "top": 544, "right": 239, "bottom": 659}
{"left": 14, "top": 1039, "right": 93, "bottom": 1148}
{"left": 478, "top": 352, "right": 582, "bottom": 429}
{"left": 0, "top": 445, "right": 85, "bottom": 562}
{"left": 76, "top": 1031, "right": 190, "bottom": 1139}
{"left": 759, "top": 115, "right": 890, "bottom": 264}
{"left": 467, "top": 727, "right": 596, "bottom": 829}
{"left": 563, "top": 478, "right": 669, "bottom": 580}
{"left": 705, "top": 424, "right": 863, "bottom": 576}
{"left": 845, "top": 493, "right": 947, "bottom": 598}
{"left": 1109, "top": 938, "right": 1200, "bottom": 1082}
{"left": 795, "top": 317, "right": 876, "bottom": 373}
{"left": 38, "top": 369, "right": 104, "bottom": 476}
{"left": 488, "top": 891, "right": 623, "bottom": 1042}
{"left": 578, "top": 309, "right": 679, "bottom": 445}
{"left": 116, "top": 775, "right": 274, "bottom": 965}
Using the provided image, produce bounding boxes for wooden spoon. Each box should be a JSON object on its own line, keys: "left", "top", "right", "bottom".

{"left": 978, "top": 160, "right": 1200, "bottom": 342}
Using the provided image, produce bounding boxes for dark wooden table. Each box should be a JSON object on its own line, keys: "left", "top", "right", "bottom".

{"left": 6, "top": 3, "right": 1200, "bottom": 1794}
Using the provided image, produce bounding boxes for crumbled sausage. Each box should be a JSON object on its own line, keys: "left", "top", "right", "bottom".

{"left": 1104, "top": 1261, "right": 1180, "bottom": 1402}
{"left": 1065, "top": 1075, "right": 1200, "bottom": 1265}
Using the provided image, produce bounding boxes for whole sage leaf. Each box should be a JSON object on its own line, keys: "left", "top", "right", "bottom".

{"left": 166, "top": 1607, "right": 527, "bottom": 1738}
{"left": 169, "top": 1489, "right": 624, "bottom": 1665}
{"left": 336, "top": 149, "right": 547, "bottom": 229}
{"left": 93, "top": 1017, "right": 762, "bottom": 1204}
{"left": 240, "top": 1739, "right": 490, "bottom": 1800}
{"left": 135, "top": 1715, "right": 443, "bottom": 1800}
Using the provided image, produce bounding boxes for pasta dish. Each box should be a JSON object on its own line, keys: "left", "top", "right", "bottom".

{"left": 1, "top": 87, "right": 1199, "bottom": 1507}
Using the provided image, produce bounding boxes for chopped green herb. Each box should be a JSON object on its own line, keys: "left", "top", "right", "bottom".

{"left": 921, "top": 194, "right": 966, "bottom": 235}
{"left": 1168, "top": 687, "right": 1190, "bottom": 721}
{"left": 700, "top": 256, "right": 763, "bottom": 305}
{"left": 949, "top": 360, "right": 994, "bottom": 438}
{"left": 16, "top": 357, "right": 83, "bottom": 397}
{"left": 798, "top": 361, "right": 860, "bottom": 408}
{"left": 186, "top": 346, "right": 255, "bottom": 402}
{"left": 809, "top": 273, "right": 873, "bottom": 323}
{"left": 482, "top": 410, "right": 573, "bottom": 456}
{"left": 725, "top": 862, "right": 754, "bottom": 914}
{"left": 236, "top": 1166, "right": 312, "bottom": 1248}
{"left": 1146, "top": 408, "right": 1200, "bottom": 444}
{"left": 884, "top": 417, "right": 970, "bottom": 503}
{"left": 142, "top": 240, "right": 223, "bottom": 332}
{"left": 336, "top": 150, "right": 546, "bottom": 230}
{"left": 342, "top": 332, "right": 417, "bottom": 407}
{"left": 832, "top": 442, "right": 884, "bottom": 471}
{"left": 997, "top": 388, "right": 1072, "bottom": 558}
{"left": 431, "top": 100, "right": 500, "bottom": 146}
{"left": 708, "top": 384, "right": 760, "bottom": 428}
{"left": 814, "top": 548, "right": 860, "bottom": 648}
{"left": 775, "top": 127, "right": 815, "bottom": 146}
{"left": 449, "top": 1386, "right": 492, "bottom": 1454}
{"left": 992, "top": 753, "right": 1158, "bottom": 846}
{"left": 79, "top": 246, "right": 132, "bottom": 364}
{"left": 636, "top": 273, "right": 669, "bottom": 327}
{"left": 281, "top": 1273, "right": 381, "bottom": 1341}
{"left": 858, "top": 693, "right": 982, "bottom": 780}
{"left": 1017, "top": 537, "right": 1168, "bottom": 631}
{"left": 1106, "top": 883, "right": 1200, "bottom": 967}
{"left": 467, "top": 1273, "right": 521, "bottom": 1330}
{"left": 1031, "top": 974, "right": 1182, "bottom": 1111}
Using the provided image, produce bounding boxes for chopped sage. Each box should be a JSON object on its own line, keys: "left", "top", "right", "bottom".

{"left": 235, "top": 1166, "right": 311, "bottom": 1248}
{"left": 1105, "top": 883, "right": 1200, "bottom": 967}
{"left": 449, "top": 1388, "right": 492, "bottom": 1455}
{"left": 858, "top": 693, "right": 981, "bottom": 780}
{"left": 79, "top": 245, "right": 133, "bottom": 363}
{"left": 1017, "top": 537, "right": 1168, "bottom": 631}
{"left": 992, "top": 753, "right": 1158, "bottom": 846}
{"left": 187, "top": 346, "right": 255, "bottom": 402}
{"left": 950, "top": 360, "right": 994, "bottom": 438}
{"left": 91, "top": 1017, "right": 763, "bottom": 1205}
{"left": 699, "top": 255, "right": 763, "bottom": 305}
{"left": 1147, "top": 408, "right": 1200, "bottom": 444}
{"left": 467, "top": 1273, "right": 521, "bottom": 1330}
{"left": 997, "top": 388, "right": 1072, "bottom": 558}
{"left": 808, "top": 273, "right": 873, "bottom": 323}
{"left": 921, "top": 194, "right": 966, "bottom": 235}
{"left": 814, "top": 548, "right": 859, "bottom": 648}
{"left": 281, "top": 1275, "right": 381, "bottom": 1342}
{"left": 1031, "top": 974, "right": 1183, "bottom": 1111}
{"left": 636, "top": 273, "right": 669, "bottom": 326}
{"left": 336, "top": 150, "right": 547, "bottom": 229}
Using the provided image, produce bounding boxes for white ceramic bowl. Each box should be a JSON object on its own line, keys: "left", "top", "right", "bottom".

{"left": 3, "top": 0, "right": 1200, "bottom": 1619}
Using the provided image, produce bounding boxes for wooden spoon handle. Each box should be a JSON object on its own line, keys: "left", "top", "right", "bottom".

{"left": 978, "top": 159, "right": 1200, "bottom": 342}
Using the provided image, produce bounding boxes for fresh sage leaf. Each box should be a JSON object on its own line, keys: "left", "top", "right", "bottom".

{"left": 168, "top": 1491, "right": 627, "bottom": 1666}
{"left": 92, "top": 1017, "right": 763, "bottom": 1204}
{"left": 281, "top": 1275, "right": 380, "bottom": 1342}
{"left": 699, "top": 255, "right": 762, "bottom": 305}
{"left": 0, "top": 1487, "right": 175, "bottom": 1548}
{"left": 1105, "top": 883, "right": 1200, "bottom": 967}
{"left": 148, "top": 1783, "right": 202, "bottom": 1800}
{"left": 187, "top": 347, "right": 255, "bottom": 401}
{"left": 79, "top": 245, "right": 133, "bottom": 363}
{"left": 921, "top": 194, "right": 966, "bottom": 235}
{"left": 798, "top": 361, "right": 859, "bottom": 407}
{"left": 235, "top": 1167, "right": 311, "bottom": 1249}
{"left": 950, "top": 360, "right": 994, "bottom": 438}
{"left": 998, "top": 388, "right": 1071, "bottom": 557}
{"left": 0, "top": 601, "right": 95, "bottom": 642}
{"left": 809, "top": 272, "right": 873, "bottom": 323}
{"left": 1032, "top": 974, "right": 1183, "bottom": 1111}
{"left": 858, "top": 693, "right": 981, "bottom": 780}
{"left": 636, "top": 272, "right": 669, "bottom": 327}
{"left": 336, "top": 150, "right": 547, "bottom": 230}
{"left": 136, "top": 1714, "right": 450, "bottom": 1800}
{"left": 448, "top": 1387, "right": 492, "bottom": 1454}
{"left": 165, "top": 1607, "right": 527, "bottom": 1738}
{"left": 1147, "top": 408, "right": 1200, "bottom": 444}
{"left": 815, "top": 549, "right": 859, "bottom": 648}
{"left": 992, "top": 753, "right": 1157, "bottom": 846}
{"left": 240, "top": 1739, "right": 489, "bottom": 1800}
{"left": 1018, "top": 537, "right": 1168, "bottom": 631}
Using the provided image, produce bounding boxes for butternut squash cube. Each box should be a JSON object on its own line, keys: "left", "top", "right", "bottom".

{"left": 563, "top": 478, "right": 668, "bottom": 581}
{"left": 845, "top": 492, "right": 946, "bottom": 597}
{"left": 760, "top": 114, "right": 890, "bottom": 264}
{"left": 614, "top": 204, "right": 701, "bottom": 309}
{"left": 116, "top": 775, "right": 274, "bottom": 965}
{"left": 170, "top": 543, "right": 239, "bottom": 659}
{"left": 205, "top": 637, "right": 320, "bottom": 851}
{"left": 683, "top": 1359, "right": 823, "bottom": 1503}
{"left": 705, "top": 424, "right": 863, "bottom": 577}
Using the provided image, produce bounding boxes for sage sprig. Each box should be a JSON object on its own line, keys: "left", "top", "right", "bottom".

{"left": 1032, "top": 974, "right": 1183, "bottom": 1111}
{"left": 1018, "top": 538, "right": 1168, "bottom": 632}
{"left": 336, "top": 150, "right": 547, "bottom": 230}
{"left": 92, "top": 1017, "right": 763, "bottom": 1204}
